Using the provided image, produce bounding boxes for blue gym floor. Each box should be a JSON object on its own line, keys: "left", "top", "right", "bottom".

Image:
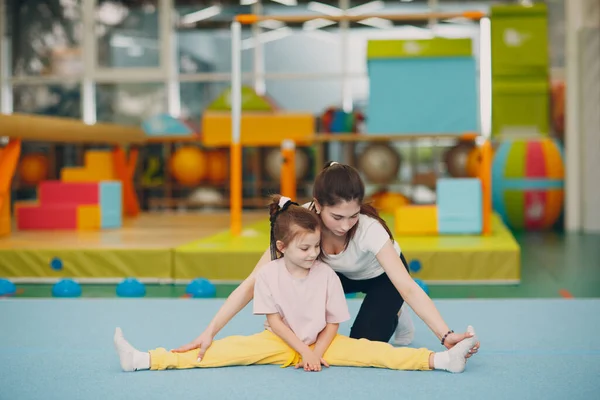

{"left": 1, "top": 298, "right": 599, "bottom": 400}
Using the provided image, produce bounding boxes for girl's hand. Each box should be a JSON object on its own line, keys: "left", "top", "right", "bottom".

{"left": 443, "top": 331, "right": 480, "bottom": 358}
{"left": 295, "top": 351, "right": 324, "bottom": 372}
{"left": 171, "top": 331, "right": 213, "bottom": 362}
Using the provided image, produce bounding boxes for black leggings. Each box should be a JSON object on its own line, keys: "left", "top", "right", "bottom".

{"left": 336, "top": 253, "right": 410, "bottom": 343}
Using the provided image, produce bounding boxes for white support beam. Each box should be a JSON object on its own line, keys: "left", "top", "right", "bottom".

{"left": 82, "top": 0, "right": 97, "bottom": 124}
{"left": 252, "top": 1, "right": 266, "bottom": 95}
{"left": 339, "top": 0, "right": 352, "bottom": 112}
{"left": 159, "top": 0, "right": 180, "bottom": 117}
{"left": 0, "top": 0, "right": 12, "bottom": 115}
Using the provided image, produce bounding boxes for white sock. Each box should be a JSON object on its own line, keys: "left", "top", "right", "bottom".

{"left": 393, "top": 304, "right": 415, "bottom": 346}
{"left": 433, "top": 326, "right": 477, "bottom": 373}
{"left": 113, "top": 327, "right": 151, "bottom": 372}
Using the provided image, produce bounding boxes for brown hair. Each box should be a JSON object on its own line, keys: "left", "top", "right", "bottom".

{"left": 311, "top": 161, "right": 394, "bottom": 250}
{"left": 269, "top": 194, "right": 322, "bottom": 260}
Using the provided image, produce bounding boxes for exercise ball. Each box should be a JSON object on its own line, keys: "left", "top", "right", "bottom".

{"left": 465, "top": 147, "right": 482, "bottom": 178}
{"left": 492, "top": 138, "right": 564, "bottom": 230}
{"left": 206, "top": 150, "right": 228, "bottom": 184}
{"left": 264, "top": 148, "right": 309, "bottom": 181}
{"left": 444, "top": 140, "right": 476, "bottom": 178}
{"left": 357, "top": 143, "right": 401, "bottom": 184}
{"left": 170, "top": 146, "right": 207, "bottom": 186}
{"left": 186, "top": 278, "right": 216, "bottom": 298}
{"left": 370, "top": 191, "right": 410, "bottom": 214}
{"left": 18, "top": 153, "right": 49, "bottom": 185}
{"left": 116, "top": 278, "right": 146, "bottom": 297}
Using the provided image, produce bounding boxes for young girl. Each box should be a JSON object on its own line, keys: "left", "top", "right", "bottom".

{"left": 114, "top": 195, "right": 477, "bottom": 374}
{"left": 173, "top": 163, "right": 480, "bottom": 361}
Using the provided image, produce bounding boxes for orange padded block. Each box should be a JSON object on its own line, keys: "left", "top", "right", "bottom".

{"left": 0, "top": 192, "right": 10, "bottom": 236}
{"left": 77, "top": 205, "right": 101, "bottom": 230}
{"left": 202, "top": 112, "right": 315, "bottom": 146}
{"left": 395, "top": 205, "right": 438, "bottom": 235}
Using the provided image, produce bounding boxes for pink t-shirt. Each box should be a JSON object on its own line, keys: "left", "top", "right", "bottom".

{"left": 253, "top": 258, "right": 351, "bottom": 345}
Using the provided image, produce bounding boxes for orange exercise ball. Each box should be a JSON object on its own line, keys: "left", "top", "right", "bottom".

{"left": 18, "top": 153, "right": 49, "bottom": 185}
{"left": 206, "top": 150, "right": 228, "bottom": 184}
{"left": 170, "top": 146, "right": 207, "bottom": 186}
{"left": 370, "top": 191, "right": 410, "bottom": 214}
{"left": 466, "top": 147, "right": 482, "bottom": 178}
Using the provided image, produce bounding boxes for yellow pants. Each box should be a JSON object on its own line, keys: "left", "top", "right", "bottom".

{"left": 149, "top": 330, "right": 432, "bottom": 371}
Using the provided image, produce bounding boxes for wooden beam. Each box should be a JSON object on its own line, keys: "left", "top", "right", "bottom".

{"left": 0, "top": 113, "right": 147, "bottom": 144}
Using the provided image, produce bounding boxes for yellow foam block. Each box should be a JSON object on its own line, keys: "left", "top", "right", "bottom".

{"left": 77, "top": 205, "right": 101, "bottom": 230}
{"left": 202, "top": 112, "right": 315, "bottom": 146}
{"left": 395, "top": 205, "right": 438, "bottom": 235}
{"left": 61, "top": 151, "right": 116, "bottom": 182}
{"left": 85, "top": 151, "right": 116, "bottom": 178}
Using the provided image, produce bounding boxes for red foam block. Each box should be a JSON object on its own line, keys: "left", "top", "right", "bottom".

{"left": 16, "top": 204, "right": 78, "bottom": 230}
{"left": 39, "top": 181, "right": 99, "bottom": 206}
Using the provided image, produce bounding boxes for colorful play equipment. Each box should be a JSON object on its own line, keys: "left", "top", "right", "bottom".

{"left": 370, "top": 190, "right": 411, "bottom": 215}
{"left": 492, "top": 137, "right": 564, "bottom": 230}
{"left": 394, "top": 138, "right": 492, "bottom": 236}
{"left": 170, "top": 146, "right": 207, "bottom": 187}
{"left": 444, "top": 139, "right": 481, "bottom": 178}
{"left": 0, "top": 278, "right": 16, "bottom": 296}
{"left": 321, "top": 107, "right": 364, "bottom": 133}
{"left": 366, "top": 37, "right": 479, "bottom": 134}
{"left": 357, "top": 143, "right": 402, "bottom": 184}
{"left": 264, "top": 147, "right": 310, "bottom": 182}
{"left": 52, "top": 278, "right": 82, "bottom": 298}
{"left": 490, "top": 3, "right": 550, "bottom": 137}
{"left": 206, "top": 150, "right": 229, "bottom": 185}
{"left": 15, "top": 180, "right": 122, "bottom": 230}
{"left": 186, "top": 277, "right": 217, "bottom": 298}
{"left": 229, "top": 10, "right": 486, "bottom": 236}
{"left": 18, "top": 153, "right": 49, "bottom": 185}
{"left": 0, "top": 114, "right": 145, "bottom": 237}
{"left": 61, "top": 150, "right": 115, "bottom": 182}
{"left": 116, "top": 278, "right": 146, "bottom": 298}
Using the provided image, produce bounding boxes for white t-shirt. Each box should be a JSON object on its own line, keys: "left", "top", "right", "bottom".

{"left": 303, "top": 203, "right": 401, "bottom": 280}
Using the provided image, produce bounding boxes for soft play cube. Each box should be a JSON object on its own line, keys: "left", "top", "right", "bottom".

{"left": 16, "top": 204, "right": 78, "bottom": 230}
{"left": 77, "top": 205, "right": 101, "bottom": 230}
{"left": 100, "top": 181, "right": 122, "bottom": 228}
{"left": 39, "top": 181, "right": 99, "bottom": 205}
{"left": 366, "top": 38, "right": 478, "bottom": 134}
{"left": 395, "top": 205, "right": 438, "bottom": 235}
{"left": 437, "top": 178, "right": 483, "bottom": 234}
{"left": 490, "top": 3, "right": 549, "bottom": 77}
{"left": 492, "top": 77, "right": 550, "bottom": 137}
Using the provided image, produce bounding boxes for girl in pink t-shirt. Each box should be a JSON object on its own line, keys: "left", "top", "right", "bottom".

{"left": 114, "top": 195, "right": 477, "bottom": 374}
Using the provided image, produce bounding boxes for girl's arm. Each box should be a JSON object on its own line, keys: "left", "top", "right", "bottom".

{"left": 312, "top": 323, "right": 339, "bottom": 360}
{"left": 266, "top": 313, "right": 313, "bottom": 357}
{"left": 376, "top": 241, "right": 461, "bottom": 343}
{"left": 203, "top": 249, "right": 271, "bottom": 337}
{"left": 172, "top": 248, "right": 271, "bottom": 357}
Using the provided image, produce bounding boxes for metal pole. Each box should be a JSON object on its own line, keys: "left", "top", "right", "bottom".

{"left": 82, "top": 0, "right": 97, "bottom": 125}
{"left": 479, "top": 17, "right": 492, "bottom": 138}
{"left": 0, "top": 0, "right": 12, "bottom": 115}
{"left": 230, "top": 21, "right": 242, "bottom": 236}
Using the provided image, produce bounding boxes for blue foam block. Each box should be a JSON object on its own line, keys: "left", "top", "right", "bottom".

{"left": 99, "top": 181, "right": 122, "bottom": 229}
{"left": 366, "top": 57, "right": 479, "bottom": 134}
{"left": 437, "top": 178, "right": 482, "bottom": 234}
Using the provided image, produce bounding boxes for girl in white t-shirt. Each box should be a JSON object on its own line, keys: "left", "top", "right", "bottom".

{"left": 173, "top": 163, "right": 480, "bottom": 362}
{"left": 114, "top": 196, "right": 477, "bottom": 373}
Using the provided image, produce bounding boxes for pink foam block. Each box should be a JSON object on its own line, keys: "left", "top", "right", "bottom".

{"left": 39, "top": 181, "right": 99, "bottom": 206}
{"left": 16, "top": 204, "right": 78, "bottom": 230}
